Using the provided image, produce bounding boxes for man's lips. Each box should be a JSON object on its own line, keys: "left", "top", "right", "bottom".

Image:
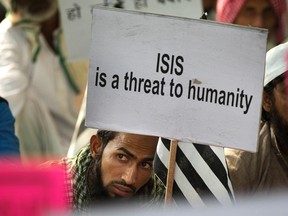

{"left": 112, "top": 184, "right": 135, "bottom": 197}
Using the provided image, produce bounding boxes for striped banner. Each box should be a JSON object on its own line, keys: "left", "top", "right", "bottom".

{"left": 154, "top": 138, "right": 234, "bottom": 207}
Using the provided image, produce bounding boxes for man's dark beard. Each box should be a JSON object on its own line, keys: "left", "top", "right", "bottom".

{"left": 87, "top": 157, "right": 109, "bottom": 202}
{"left": 270, "top": 103, "right": 288, "bottom": 156}
{"left": 86, "top": 157, "right": 141, "bottom": 208}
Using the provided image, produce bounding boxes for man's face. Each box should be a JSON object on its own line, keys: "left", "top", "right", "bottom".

{"left": 100, "top": 133, "right": 158, "bottom": 199}
{"left": 15, "top": 0, "right": 58, "bottom": 22}
{"left": 270, "top": 75, "right": 288, "bottom": 144}
{"left": 234, "top": 0, "right": 277, "bottom": 34}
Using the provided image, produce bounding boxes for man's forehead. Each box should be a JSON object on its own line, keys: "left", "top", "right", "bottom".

{"left": 274, "top": 71, "right": 288, "bottom": 84}
{"left": 116, "top": 133, "right": 157, "bottom": 142}
{"left": 110, "top": 133, "right": 158, "bottom": 152}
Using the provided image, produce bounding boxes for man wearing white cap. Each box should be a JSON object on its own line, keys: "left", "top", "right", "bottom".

{"left": 225, "top": 42, "right": 288, "bottom": 199}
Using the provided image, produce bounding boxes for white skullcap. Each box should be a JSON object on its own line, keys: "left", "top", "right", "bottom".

{"left": 264, "top": 42, "right": 288, "bottom": 87}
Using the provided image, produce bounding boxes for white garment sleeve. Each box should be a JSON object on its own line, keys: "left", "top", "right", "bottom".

{"left": 0, "top": 25, "right": 31, "bottom": 117}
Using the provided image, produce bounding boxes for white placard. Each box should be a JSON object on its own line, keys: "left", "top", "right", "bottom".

{"left": 86, "top": 7, "right": 268, "bottom": 152}
{"left": 58, "top": 0, "right": 203, "bottom": 61}
{"left": 122, "top": 0, "right": 203, "bottom": 19}
{"left": 58, "top": 0, "right": 103, "bottom": 61}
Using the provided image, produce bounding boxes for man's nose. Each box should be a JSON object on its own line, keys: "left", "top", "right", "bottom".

{"left": 251, "top": 15, "right": 265, "bottom": 28}
{"left": 122, "top": 165, "right": 137, "bottom": 185}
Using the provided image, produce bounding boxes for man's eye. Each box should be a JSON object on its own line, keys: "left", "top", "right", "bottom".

{"left": 117, "top": 154, "right": 127, "bottom": 161}
{"left": 140, "top": 162, "right": 152, "bottom": 169}
{"left": 263, "top": 8, "right": 275, "bottom": 18}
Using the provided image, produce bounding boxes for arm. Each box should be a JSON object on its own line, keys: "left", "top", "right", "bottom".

{"left": 0, "top": 97, "right": 20, "bottom": 156}
{"left": 0, "top": 24, "right": 31, "bottom": 117}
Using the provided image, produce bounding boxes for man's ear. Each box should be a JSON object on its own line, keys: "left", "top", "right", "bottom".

{"left": 90, "top": 135, "right": 102, "bottom": 158}
{"left": 262, "top": 91, "right": 272, "bottom": 112}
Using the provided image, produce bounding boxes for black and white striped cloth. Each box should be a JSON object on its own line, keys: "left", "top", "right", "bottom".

{"left": 154, "top": 137, "right": 235, "bottom": 207}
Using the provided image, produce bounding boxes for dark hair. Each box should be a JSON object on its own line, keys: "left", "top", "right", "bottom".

{"left": 262, "top": 73, "right": 286, "bottom": 121}
{"left": 96, "top": 130, "right": 118, "bottom": 150}
{"left": 87, "top": 130, "right": 118, "bottom": 201}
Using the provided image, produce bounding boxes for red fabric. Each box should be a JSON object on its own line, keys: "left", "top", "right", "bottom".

{"left": 216, "top": 0, "right": 246, "bottom": 23}
{"left": 216, "top": 0, "right": 287, "bottom": 44}
{"left": 0, "top": 161, "right": 70, "bottom": 215}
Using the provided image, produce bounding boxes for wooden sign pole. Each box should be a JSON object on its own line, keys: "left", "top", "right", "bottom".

{"left": 164, "top": 139, "right": 178, "bottom": 206}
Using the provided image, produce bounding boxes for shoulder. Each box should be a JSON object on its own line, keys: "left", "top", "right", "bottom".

{"left": 225, "top": 122, "right": 272, "bottom": 168}
{"left": 0, "top": 18, "right": 18, "bottom": 38}
{"left": 0, "top": 18, "right": 28, "bottom": 48}
{"left": 224, "top": 122, "right": 273, "bottom": 195}
{"left": 38, "top": 158, "right": 74, "bottom": 208}
{"left": 39, "top": 158, "right": 69, "bottom": 169}
{"left": 0, "top": 18, "right": 12, "bottom": 34}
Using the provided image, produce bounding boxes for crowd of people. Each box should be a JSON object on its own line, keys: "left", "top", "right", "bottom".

{"left": 0, "top": 0, "right": 287, "bottom": 214}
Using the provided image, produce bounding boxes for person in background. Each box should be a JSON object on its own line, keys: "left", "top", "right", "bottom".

{"left": 42, "top": 130, "right": 160, "bottom": 212}
{"left": 0, "top": 96, "right": 20, "bottom": 157}
{"left": 225, "top": 42, "right": 288, "bottom": 198}
{"left": 0, "top": 0, "right": 87, "bottom": 160}
{"left": 216, "top": 0, "right": 287, "bottom": 50}
{"left": 202, "top": 0, "right": 217, "bottom": 20}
